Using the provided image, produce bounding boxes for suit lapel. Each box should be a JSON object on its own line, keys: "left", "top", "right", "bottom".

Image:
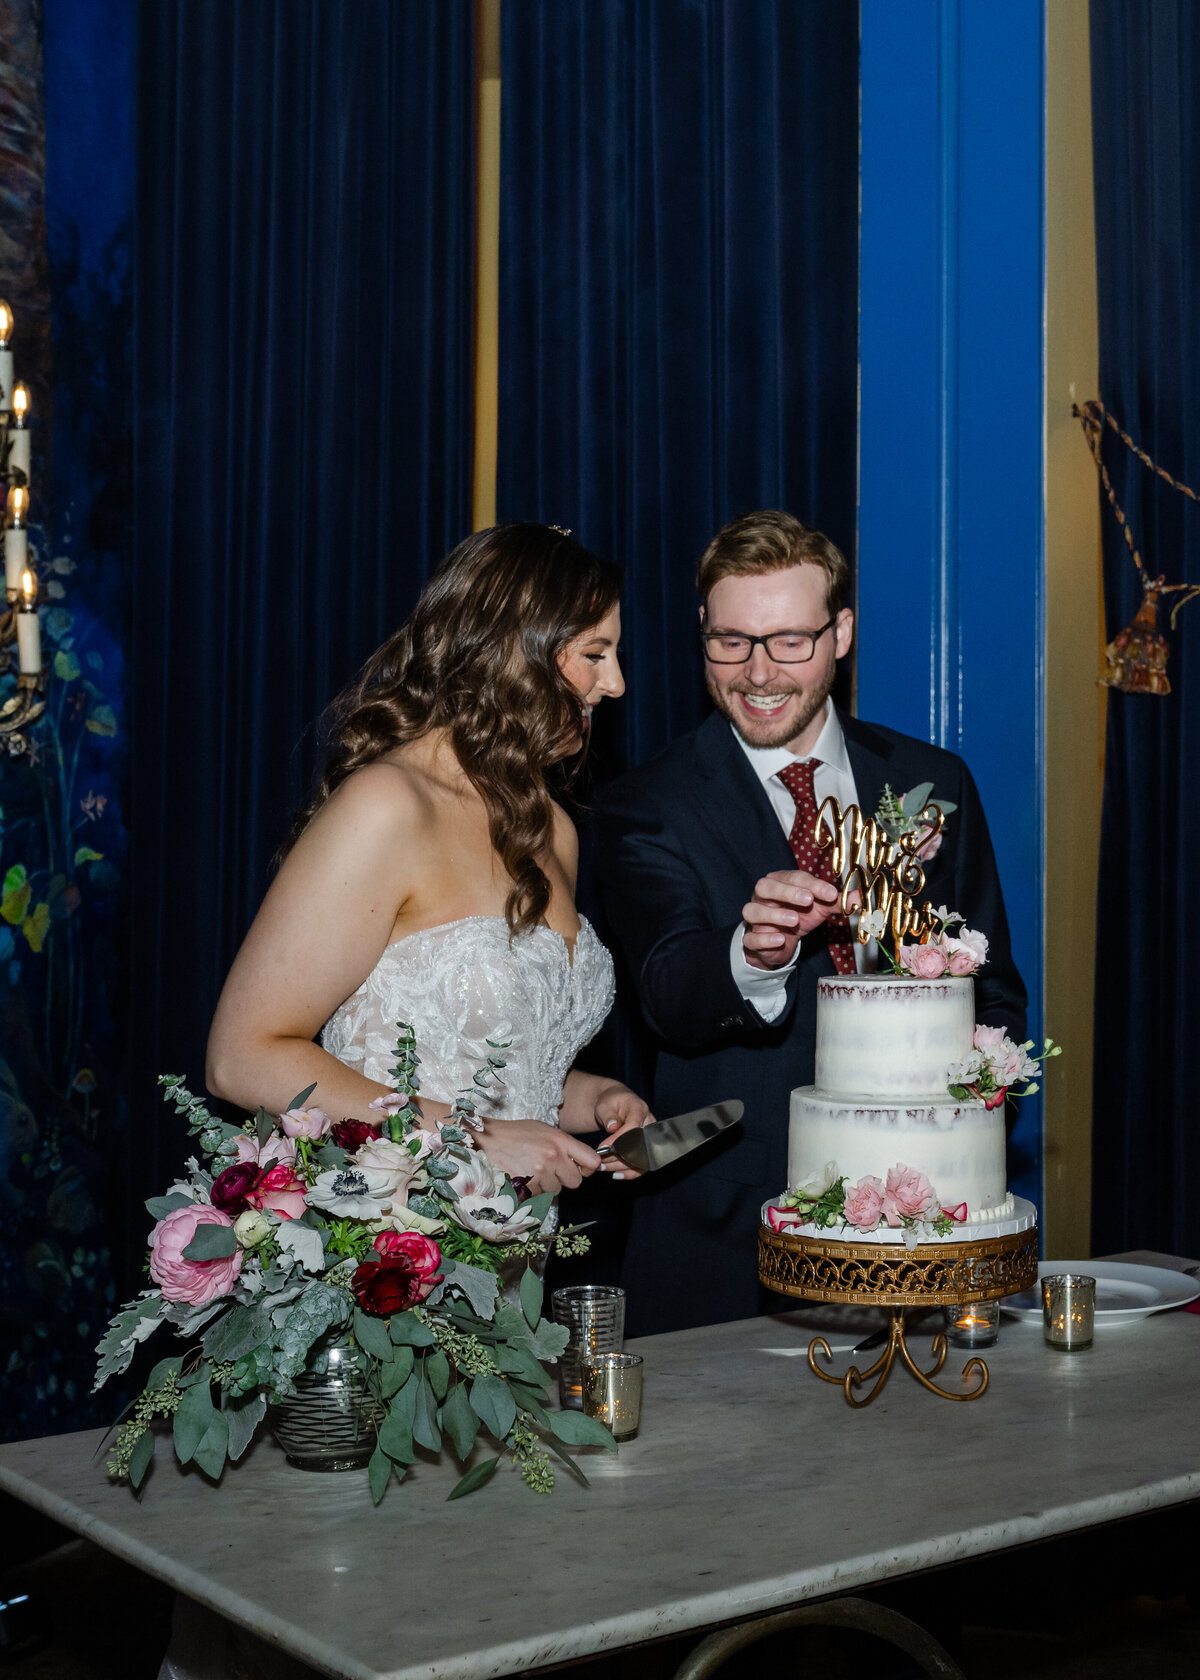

{"left": 688, "top": 713, "right": 796, "bottom": 882}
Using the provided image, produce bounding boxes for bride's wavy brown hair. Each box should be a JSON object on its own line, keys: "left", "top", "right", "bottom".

{"left": 290, "top": 523, "right": 622, "bottom": 935}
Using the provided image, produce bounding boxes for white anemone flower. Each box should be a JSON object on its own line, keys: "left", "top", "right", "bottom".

{"left": 306, "top": 1165, "right": 394, "bottom": 1219}
{"left": 452, "top": 1190, "right": 541, "bottom": 1243}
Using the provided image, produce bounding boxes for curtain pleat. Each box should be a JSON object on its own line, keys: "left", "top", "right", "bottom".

{"left": 1090, "top": 1, "right": 1200, "bottom": 1255}
{"left": 497, "top": 0, "right": 860, "bottom": 778}
{"left": 129, "top": 0, "right": 474, "bottom": 1280}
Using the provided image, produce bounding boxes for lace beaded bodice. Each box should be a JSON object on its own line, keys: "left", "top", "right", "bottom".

{"left": 321, "top": 916, "right": 615, "bottom": 1126}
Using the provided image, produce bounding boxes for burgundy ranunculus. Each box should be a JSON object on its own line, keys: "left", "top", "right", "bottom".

{"left": 351, "top": 1253, "right": 425, "bottom": 1317}
{"left": 210, "top": 1161, "right": 261, "bottom": 1216}
{"left": 332, "top": 1118, "right": 376, "bottom": 1153}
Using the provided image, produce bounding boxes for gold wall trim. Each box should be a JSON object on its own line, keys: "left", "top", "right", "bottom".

{"left": 1043, "top": 0, "right": 1103, "bottom": 1257}
{"left": 472, "top": 0, "right": 501, "bottom": 532}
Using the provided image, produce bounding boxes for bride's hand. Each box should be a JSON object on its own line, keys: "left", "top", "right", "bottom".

{"left": 594, "top": 1083, "right": 653, "bottom": 1179}
{"left": 476, "top": 1118, "right": 602, "bottom": 1197}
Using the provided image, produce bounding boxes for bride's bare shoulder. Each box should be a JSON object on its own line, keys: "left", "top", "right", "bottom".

{"left": 298, "top": 757, "right": 439, "bottom": 856}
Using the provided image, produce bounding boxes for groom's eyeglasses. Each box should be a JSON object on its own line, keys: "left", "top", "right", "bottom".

{"left": 701, "top": 617, "right": 837, "bottom": 665}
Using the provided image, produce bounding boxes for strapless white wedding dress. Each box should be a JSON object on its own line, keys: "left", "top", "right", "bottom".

{"left": 157, "top": 917, "right": 615, "bottom": 1680}
{"left": 320, "top": 914, "right": 615, "bottom": 1122}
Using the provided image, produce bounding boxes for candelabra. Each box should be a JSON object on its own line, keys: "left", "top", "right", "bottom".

{"left": 1, "top": 296, "right": 45, "bottom": 755}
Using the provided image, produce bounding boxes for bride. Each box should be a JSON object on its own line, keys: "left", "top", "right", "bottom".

{"left": 206, "top": 522, "right": 650, "bottom": 1193}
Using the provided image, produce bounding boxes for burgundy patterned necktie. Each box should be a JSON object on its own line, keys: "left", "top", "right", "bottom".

{"left": 775, "top": 758, "right": 857, "bottom": 975}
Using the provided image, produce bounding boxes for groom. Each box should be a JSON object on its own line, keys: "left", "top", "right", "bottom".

{"left": 594, "top": 510, "right": 1026, "bottom": 1335}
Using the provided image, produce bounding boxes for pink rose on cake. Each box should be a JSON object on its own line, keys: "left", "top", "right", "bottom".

{"left": 898, "top": 941, "right": 949, "bottom": 979}
{"left": 843, "top": 1175, "right": 887, "bottom": 1233}
{"left": 882, "top": 1164, "right": 941, "bottom": 1226}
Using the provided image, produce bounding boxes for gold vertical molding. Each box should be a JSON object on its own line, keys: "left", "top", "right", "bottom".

{"left": 1043, "top": 0, "right": 1104, "bottom": 1257}
{"left": 472, "top": 0, "right": 502, "bottom": 532}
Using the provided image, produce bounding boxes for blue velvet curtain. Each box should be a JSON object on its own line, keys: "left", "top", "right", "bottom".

{"left": 130, "top": 1, "right": 475, "bottom": 1276}
{"left": 1090, "top": 2, "right": 1200, "bottom": 1255}
{"left": 497, "top": 0, "right": 860, "bottom": 779}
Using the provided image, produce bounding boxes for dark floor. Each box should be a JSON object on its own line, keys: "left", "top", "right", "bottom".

{"left": 0, "top": 1498, "right": 1196, "bottom": 1678}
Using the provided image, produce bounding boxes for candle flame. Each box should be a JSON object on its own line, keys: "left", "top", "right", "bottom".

{"left": 12, "top": 382, "right": 29, "bottom": 420}
{"left": 7, "top": 485, "right": 29, "bottom": 524}
{"left": 21, "top": 568, "right": 35, "bottom": 606}
{"left": 0, "top": 299, "right": 11, "bottom": 346}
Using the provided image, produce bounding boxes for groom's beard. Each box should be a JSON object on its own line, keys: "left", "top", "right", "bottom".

{"left": 706, "top": 662, "right": 836, "bottom": 751}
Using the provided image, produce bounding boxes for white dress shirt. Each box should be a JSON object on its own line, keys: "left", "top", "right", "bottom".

{"left": 727, "top": 700, "right": 873, "bottom": 1022}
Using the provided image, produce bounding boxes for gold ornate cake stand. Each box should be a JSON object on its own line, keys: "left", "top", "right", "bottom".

{"left": 758, "top": 1220, "right": 1038, "bottom": 1407}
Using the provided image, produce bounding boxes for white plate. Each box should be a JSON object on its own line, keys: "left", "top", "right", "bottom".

{"left": 1001, "top": 1261, "right": 1200, "bottom": 1325}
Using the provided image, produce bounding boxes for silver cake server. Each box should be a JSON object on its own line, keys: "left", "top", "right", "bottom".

{"left": 596, "top": 1100, "right": 743, "bottom": 1174}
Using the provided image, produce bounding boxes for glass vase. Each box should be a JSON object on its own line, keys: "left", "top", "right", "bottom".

{"left": 271, "top": 1342, "right": 380, "bottom": 1471}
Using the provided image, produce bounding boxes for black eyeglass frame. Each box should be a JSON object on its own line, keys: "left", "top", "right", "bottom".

{"left": 700, "top": 615, "right": 839, "bottom": 665}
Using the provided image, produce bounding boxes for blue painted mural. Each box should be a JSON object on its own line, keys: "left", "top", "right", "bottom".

{"left": 0, "top": 0, "right": 133, "bottom": 1439}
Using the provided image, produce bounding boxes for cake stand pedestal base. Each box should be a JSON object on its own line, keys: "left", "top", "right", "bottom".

{"left": 808, "top": 1307, "right": 987, "bottom": 1407}
{"left": 758, "top": 1217, "right": 1037, "bottom": 1407}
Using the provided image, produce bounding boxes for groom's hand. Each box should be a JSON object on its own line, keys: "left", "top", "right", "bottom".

{"left": 741, "top": 869, "right": 843, "bottom": 970}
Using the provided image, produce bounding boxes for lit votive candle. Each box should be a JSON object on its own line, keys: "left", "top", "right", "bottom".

{"left": 0, "top": 298, "right": 12, "bottom": 412}
{"left": 581, "top": 1352, "right": 643, "bottom": 1442}
{"left": 1042, "top": 1273, "right": 1095, "bottom": 1351}
{"left": 943, "top": 1298, "right": 1000, "bottom": 1349}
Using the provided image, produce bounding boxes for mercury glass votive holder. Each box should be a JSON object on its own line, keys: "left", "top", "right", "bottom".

{"left": 1042, "top": 1273, "right": 1096, "bottom": 1351}
{"left": 552, "top": 1285, "right": 625, "bottom": 1410}
{"left": 581, "top": 1352, "right": 644, "bottom": 1442}
{"left": 943, "top": 1297, "right": 1001, "bottom": 1349}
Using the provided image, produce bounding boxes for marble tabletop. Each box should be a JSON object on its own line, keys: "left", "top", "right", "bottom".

{"left": 2, "top": 1258, "right": 1199, "bottom": 1680}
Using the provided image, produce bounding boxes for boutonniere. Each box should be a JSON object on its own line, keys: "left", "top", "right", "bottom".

{"left": 874, "top": 781, "right": 957, "bottom": 863}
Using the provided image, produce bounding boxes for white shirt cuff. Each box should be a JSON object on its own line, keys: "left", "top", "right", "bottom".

{"left": 729, "top": 926, "right": 799, "bottom": 1024}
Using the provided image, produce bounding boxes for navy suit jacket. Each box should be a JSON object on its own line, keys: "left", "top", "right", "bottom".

{"left": 593, "top": 708, "right": 1026, "bottom": 1335}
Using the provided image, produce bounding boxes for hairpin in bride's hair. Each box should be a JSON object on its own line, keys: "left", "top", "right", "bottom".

{"left": 548, "top": 524, "right": 572, "bottom": 537}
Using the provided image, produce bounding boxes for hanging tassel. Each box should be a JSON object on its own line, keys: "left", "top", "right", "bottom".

{"left": 1102, "top": 574, "right": 1173, "bottom": 694}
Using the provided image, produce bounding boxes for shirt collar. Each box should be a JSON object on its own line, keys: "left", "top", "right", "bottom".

{"left": 730, "top": 699, "right": 850, "bottom": 786}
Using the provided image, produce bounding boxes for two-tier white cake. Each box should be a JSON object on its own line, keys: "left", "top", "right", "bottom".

{"left": 786, "top": 973, "right": 1033, "bottom": 1238}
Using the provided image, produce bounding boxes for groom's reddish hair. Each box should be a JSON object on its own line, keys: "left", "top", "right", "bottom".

{"left": 696, "top": 510, "right": 850, "bottom": 615}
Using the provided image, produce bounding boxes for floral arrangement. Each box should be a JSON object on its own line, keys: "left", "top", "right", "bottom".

{"left": 867, "top": 903, "right": 989, "bottom": 979}
{"left": 768, "top": 1162, "right": 962, "bottom": 1249}
{"left": 93, "top": 1026, "right": 613, "bottom": 1502}
{"left": 873, "top": 781, "right": 957, "bottom": 863}
{"left": 948, "top": 1027, "right": 1061, "bottom": 1109}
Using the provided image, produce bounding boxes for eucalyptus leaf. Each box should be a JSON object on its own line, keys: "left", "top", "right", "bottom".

{"left": 368, "top": 1443, "right": 398, "bottom": 1504}
{"left": 127, "top": 1427, "right": 156, "bottom": 1492}
{"left": 353, "top": 1308, "right": 394, "bottom": 1363}
{"left": 286, "top": 1082, "right": 318, "bottom": 1112}
{"left": 508, "top": 1380, "right": 551, "bottom": 1427}
{"left": 378, "top": 1404, "right": 414, "bottom": 1464}
{"left": 542, "top": 1430, "right": 590, "bottom": 1488}
{"left": 440, "top": 1383, "right": 480, "bottom": 1461}
{"left": 524, "top": 1191, "right": 554, "bottom": 1224}
{"left": 548, "top": 1409, "right": 616, "bottom": 1451}
{"left": 900, "top": 781, "right": 935, "bottom": 817}
{"left": 425, "top": 1348, "right": 450, "bottom": 1401}
{"left": 469, "top": 1373, "right": 517, "bottom": 1441}
{"left": 413, "top": 1374, "right": 441, "bottom": 1451}
{"left": 222, "top": 1391, "right": 267, "bottom": 1461}
{"left": 389, "top": 1312, "right": 436, "bottom": 1347}
{"left": 519, "top": 1267, "right": 543, "bottom": 1329}
{"left": 173, "top": 1374, "right": 217, "bottom": 1464}
{"left": 144, "top": 1192, "right": 194, "bottom": 1219}
{"left": 255, "top": 1106, "right": 274, "bottom": 1147}
{"left": 192, "top": 1415, "right": 230, "bottom": 1481}
{"left": 181, "top": 1224, "right": 237, "bottom": 1262}
{"left": 146, "top": 1354, "right": 184, "bottom": 1392}
{"left": 380, "top": 1344, "right": 415, "bottom": 1397}
{"left": 447, "top": 1457, "right": 500, "bottom": 1500}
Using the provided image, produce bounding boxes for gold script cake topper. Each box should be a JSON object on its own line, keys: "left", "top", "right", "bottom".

{"left": 813, "top": 796, "right": 943, "bottom": 947}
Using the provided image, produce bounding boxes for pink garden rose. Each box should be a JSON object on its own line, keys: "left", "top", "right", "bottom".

{"left": 843, "top": 1175, "right": 886, "bottom": 1233}
{"left": 246, "top": 1162, "right": 308, "bottom": 1221}
{"left": 279, "top": 1105, "right": 333, "bottom": 1141}
{"left": 900, "top": 941, "right": 949, "bottom": 979}
{"left": 149, "top": 1205, "right": 243, "bottom": 1304}
{"left": 233, "top": 1132, "right": 296, "bottom": 1169}
{"left": 952, "top": 926, "right": 989, "bottom": 968}
{"left": 373, "top": 1229, "right": 442, "bottom": 1292}
{"left": 945, "top": 944, "right": 978, "bottom": 976}
{"left": 883, "top": 1164, "right": 941, "bottom": 1224}
{"left": 973, "top": 1024, "right": 1008, "bottom": 1054}
{"left": 368, "top": 1092, "right": 409, "bottom": 1117}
